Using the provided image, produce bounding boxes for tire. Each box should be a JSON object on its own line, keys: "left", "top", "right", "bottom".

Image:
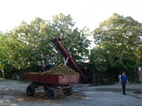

{"left": 47, "top": 88, "right": 57, "bottom": 99}
{"left": 26, "top": 85, "right": 35, "bottom": 96}
{"left": 64, "top": 88, "right": 73, "bottom": 96}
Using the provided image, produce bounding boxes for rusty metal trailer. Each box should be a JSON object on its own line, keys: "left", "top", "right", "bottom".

{"left": 24, "top": 73, "right": 79, "bottom": 99}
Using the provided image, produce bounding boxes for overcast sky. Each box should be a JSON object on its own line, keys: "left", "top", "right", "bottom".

{"left": 0, "top": 0, "right": 142, "bottom": 32}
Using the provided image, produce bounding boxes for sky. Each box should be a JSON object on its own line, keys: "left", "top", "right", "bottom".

{"left": 0, "top": 0, "right": 142, "bottom": 32}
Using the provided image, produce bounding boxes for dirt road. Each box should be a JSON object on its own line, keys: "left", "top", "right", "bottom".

{"left": 0, "top": 78, "right": 142, "bottom": 106}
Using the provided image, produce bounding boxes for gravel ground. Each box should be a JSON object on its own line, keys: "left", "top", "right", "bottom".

{"left": 0, "top": 78, "right": 142, "bottom": 106}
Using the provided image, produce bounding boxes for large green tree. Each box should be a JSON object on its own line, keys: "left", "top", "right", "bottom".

{"left": 90, "top": 13, "right": 142, "bottom": 82}
{"left": 0, "top": 32, "right": 5, "bottom": 70}
{"left": 0, "top": 32, "right": 9, "bottom": 69}
{"left": 8, "top": 18, "right": 53, "bottom": 69}
{"left": 4, "top": 13, "right": 91, "bottom": 73}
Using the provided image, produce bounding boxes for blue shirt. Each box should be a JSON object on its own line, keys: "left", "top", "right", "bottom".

{"left": 121, "top": 75, "right": 128, "bottom": 84}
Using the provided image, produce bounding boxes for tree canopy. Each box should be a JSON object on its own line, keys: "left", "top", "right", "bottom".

{"left": 90, "top": 13, "right": 142, "bottom": 82}
{"left": 1, "top": 13, "right": 142, "bottom": 82}
{"left": 1, "top": 13, "right": 91, "bottom": 74}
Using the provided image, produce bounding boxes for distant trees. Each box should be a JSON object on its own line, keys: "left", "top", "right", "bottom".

{"left": 1, "top": 13, "right": 142, "bottom": 82}
{"left": 89, "top": 13, "right": 142, "bottom": 82}
{"left": 0, "top": 32, "right": 6, "bottom": 70}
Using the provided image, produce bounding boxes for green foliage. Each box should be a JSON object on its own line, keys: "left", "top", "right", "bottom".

{"left": 90, "top": 13, "right": 142, "bottom": 82}
{"left": 1, "top": 13, "right": 91, "bottom": 75}
{"left": 0, "top": 32, "right": 9, "bottom": 70}
{"left": 51, "top": 14, "right": 91, "bottom": 62}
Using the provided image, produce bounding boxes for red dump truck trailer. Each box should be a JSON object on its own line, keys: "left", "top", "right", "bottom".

{"left": 24, "top": 72, "right": 79, "bottom": 99}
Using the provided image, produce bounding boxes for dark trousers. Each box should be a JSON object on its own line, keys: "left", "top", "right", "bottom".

{"left": 122, "top": 83, "right": 126, "bottom": 94}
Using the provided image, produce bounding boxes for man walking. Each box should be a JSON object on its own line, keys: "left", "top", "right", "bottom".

{"left": 121, "top": 72, "right": 129, "bottom": 95}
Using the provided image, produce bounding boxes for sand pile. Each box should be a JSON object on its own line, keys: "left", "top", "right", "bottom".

{"left": 42, "top": 63, "right": 79, "bottom": 75}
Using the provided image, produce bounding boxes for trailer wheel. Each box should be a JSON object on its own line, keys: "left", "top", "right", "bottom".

{"left": 64, "top": 88, "right": 73, "bottom": 96}
{"left": 47, "top": 88, "right": 57, "bottom": 99}
{"left": 26, "top": 85, "right": 35, "bottom": 96}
